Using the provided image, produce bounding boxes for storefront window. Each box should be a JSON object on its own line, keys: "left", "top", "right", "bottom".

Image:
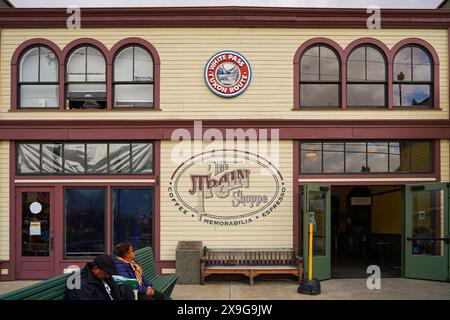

{"left": 113, "top": 188, "right": 153, "bottom": 251}
{"left": 300, "top": 140, "right": 434, "bottom": 174}
{"left": 65, "top": 188, "right": 106, "bottom": 257}
{"left": 17, "top": 141, "right": 154, "bottom": 175}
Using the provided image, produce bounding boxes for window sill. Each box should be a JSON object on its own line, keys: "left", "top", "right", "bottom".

{"left": 10, "top": 108, "right": 162, "bottom": 112}
{"left": 292, "top": 107, "right": 442, "bottom": 111}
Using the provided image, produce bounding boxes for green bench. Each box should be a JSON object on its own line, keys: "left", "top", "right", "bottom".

{"left": 0, "top": 247, "right": 178, "bottom": 300}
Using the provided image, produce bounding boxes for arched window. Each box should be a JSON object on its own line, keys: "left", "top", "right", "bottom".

{"left": 66, "top": 45, "right": 106, "bottom": 109}
{"left": 299, "top": 45, "right": 340, "bottom": 107}
{"left": 347, "top": 45, "right": 387, "bottom": 107}
{"left": 393, "top": 46, "right": 432, "bottom": 107}
{"left": 18, "top": 46, "right": 59, "bottom": 108}
{"left": 113, "top": 45, "right": 154, "bottom": 108}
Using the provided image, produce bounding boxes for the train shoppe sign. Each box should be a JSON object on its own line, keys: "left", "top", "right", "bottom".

{"left": 168, "top": 150, "right": 285, "bottom": 226}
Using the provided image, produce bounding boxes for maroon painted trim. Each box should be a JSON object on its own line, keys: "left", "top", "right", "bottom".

{"left": 0, "top": 261, "right": 11, "bottom": 281}
{"left": 154, "top": 141, "right": 161, "bottom": 263}
{"left": 436, "top": 140, "right": 441, "bottom": 182}
{"left": 156, "top": 260, "right": 176, "bottom": 274}
{"left": 62, "top": 38, "right": 111, "bottom": 110}
{"left": 110, "top": 37, "right": 161, "bottom": 110}
{"left": 1, "top": 119, "right": 450, "bottom": 141}
{"left": 343, "top": 38, "right": 392, "bottom": 109}
{"left": 0, "top": 7, "right": 450, "bottom": 28}
{"left": 7, "top": 142, "right": 15, "bottom": 280}
{"left": 391, "top": 38, "right": 441, "bottom": 109}
{"left": 10, "top": 39, "right": 63, "bottom": 111}
{"left": 292, "top": 140, "right": 299, "bottom": 254}
{"left": 293, "top": 38, "right": 344, "bottom": 109}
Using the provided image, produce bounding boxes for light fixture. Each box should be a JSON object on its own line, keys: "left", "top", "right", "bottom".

{"left": 304, "top": 152, "right": 318, "bottom": 158}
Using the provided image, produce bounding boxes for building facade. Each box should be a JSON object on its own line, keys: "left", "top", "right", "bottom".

{"left": 0, "top": 6, "right": 449, "bottom": 281}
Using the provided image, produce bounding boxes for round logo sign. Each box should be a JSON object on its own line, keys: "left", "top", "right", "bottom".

{"left": 168, "top": 149, "right": 285, "bottom": 226}
{"left": 204, "top": 51, "right": 252, "bottom": 98}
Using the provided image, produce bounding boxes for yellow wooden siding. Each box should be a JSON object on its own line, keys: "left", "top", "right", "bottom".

{"left": 159, "top": 140, "right": 293, "bottom": 261}
{"left": 440, "top": 139, "right": 449, "bottom": 182}
{"left": 0, "top": 141, "right": 9, "bottom": 261}
{"left": 0, "top": 28, "right": 448, "bottom": 120}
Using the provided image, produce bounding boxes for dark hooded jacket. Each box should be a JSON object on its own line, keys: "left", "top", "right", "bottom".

{"left": 66, "top": 262, "right": 126, "bottom": 300}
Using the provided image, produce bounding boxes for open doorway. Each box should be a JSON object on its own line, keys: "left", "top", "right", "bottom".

{"left": 331, "top": 186, "right": 403, "bottom": 278}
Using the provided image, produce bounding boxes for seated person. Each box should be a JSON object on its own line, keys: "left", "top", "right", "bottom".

{"left": 66, "top": 254, "right": 134, "bottom": 300}
{"left": 114, "top": 241, "right": 165, "bottom": 300}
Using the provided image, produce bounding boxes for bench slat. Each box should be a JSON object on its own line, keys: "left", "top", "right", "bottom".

{"left": 0, "top": 247, "right": 178, "bottom": 300}
{"left": 202, "top": 247, "right": 303, "bottom": 285}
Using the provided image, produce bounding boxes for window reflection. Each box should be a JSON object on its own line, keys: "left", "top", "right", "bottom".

{"left": 300, "top": 141, "right": 434, "bottom": 174}
{"left": 393, "top": 46, "right": 432, "bottom": 107}
{"left": 347, "top": 45, "right": 387, "bottom": 107}
{"left": 113, "top": 188, "right": 153, "bottom": 251}
{"left": 299, "top": 45, "right": 340, "bottom": 107}
{"left": 65, "top": 188, "right": 106, "bottom": 257}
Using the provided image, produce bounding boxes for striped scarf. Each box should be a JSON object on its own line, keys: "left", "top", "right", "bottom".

{"left": 117, "top": 256, "right": 143, "bottom": 286}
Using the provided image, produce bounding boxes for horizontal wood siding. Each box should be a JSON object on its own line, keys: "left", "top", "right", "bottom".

{"left": 0, "top": 28, "right": 448, "bottom": 120}
{"left": 159, "top": 140, "right": 293, "bottom": 261}
{"left": 441, "top": 139, "right": 449, "bottom": 181}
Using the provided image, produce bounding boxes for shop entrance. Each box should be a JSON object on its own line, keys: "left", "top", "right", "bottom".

{"left": 301, "top": 182, "right": 450, "bottom": 281}
{"left": 330, "top": 186, "right": 403, "bottom": 278}
{"left": 15, "top": 187, "right": 55, "bottom": 279}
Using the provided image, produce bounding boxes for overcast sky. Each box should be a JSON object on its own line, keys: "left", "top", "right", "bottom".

{"left": 10, "top": 0, "right": 443, "bottom": 9}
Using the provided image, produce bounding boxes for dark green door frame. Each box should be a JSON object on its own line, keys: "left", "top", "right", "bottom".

{"left": 405, "top": 183, "right": 449, "bottom": 281}
{"left": 303, "top": 183, "right": 331, "bottom": 281}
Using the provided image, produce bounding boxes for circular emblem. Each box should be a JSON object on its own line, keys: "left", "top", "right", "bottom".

{"left": 204, "top": 51, "right": 252, "bottom": 98}
{"left": 168, "top": 149, "right": 285, "bottom": 226}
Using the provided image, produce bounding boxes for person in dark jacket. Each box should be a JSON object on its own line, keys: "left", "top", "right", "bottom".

{"left": 114, "top": 241, "right": 165, "bottom": 300}
{"left": 66, "top": 254, "right": 134, "bottom": 300}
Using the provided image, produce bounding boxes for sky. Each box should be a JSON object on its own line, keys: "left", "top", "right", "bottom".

{"left": 9, "top": 0, "right": 444, "bottom": 9}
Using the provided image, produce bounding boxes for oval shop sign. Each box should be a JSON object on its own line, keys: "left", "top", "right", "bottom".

{"left": 204, "top": 51, "right": 252, "bottom": 98}
{"left": 168, "top": 149, "right": 285, "bottom": 226}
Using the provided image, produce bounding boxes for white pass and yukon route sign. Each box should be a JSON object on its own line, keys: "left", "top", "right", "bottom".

{"left": 204, "top": 51, "right": 252, "bottom": 98}
{"left": 168, "top": 150, "right": 285, "bottom": 226}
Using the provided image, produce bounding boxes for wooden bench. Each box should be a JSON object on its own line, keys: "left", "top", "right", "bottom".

{"left": 201, "top": 248, "right": 303, "bottom": 285}
{"left": 0, "top": 247, "right": 178, "bottom": 300}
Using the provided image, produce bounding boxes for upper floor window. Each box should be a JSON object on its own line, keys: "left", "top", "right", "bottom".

{"left": 18, "top": 46, "right": 59, "bottom": 108}
{"left": 299, "top": 45, "right": 340, "bottom": 107}
{"left": 66, "top": 45, "right": 106, "bottom": 109}
{"left": 347, "top": 45, "right": 387, "bottom": 107}
{"left": 393, "top": 46, "right": 432, "bottom": 107}
{"left": 113, "top": 45, "right": 154, "bottom": 108}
